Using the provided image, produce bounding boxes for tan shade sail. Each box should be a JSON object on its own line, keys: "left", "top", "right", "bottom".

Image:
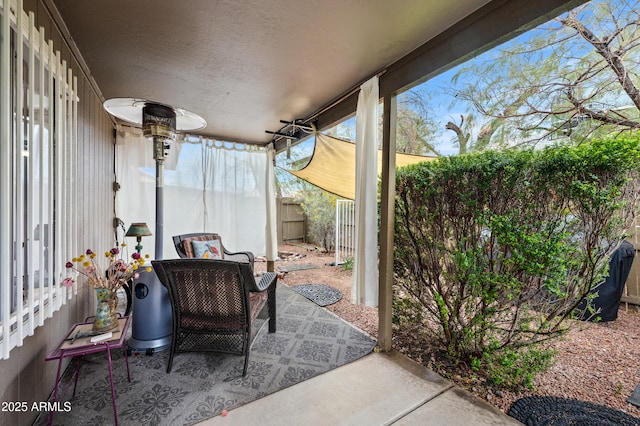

{"left": 283, "top": 133, "right": 436, "bottom": 200}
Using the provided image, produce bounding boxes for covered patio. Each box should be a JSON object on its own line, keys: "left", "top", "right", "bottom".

{"left": 0, "top": 0, "right": 587, "bottom": 424}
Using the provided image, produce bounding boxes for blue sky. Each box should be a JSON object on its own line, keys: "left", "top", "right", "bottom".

{"left": 280, "top": 0, "right": 626, "bottom": 167}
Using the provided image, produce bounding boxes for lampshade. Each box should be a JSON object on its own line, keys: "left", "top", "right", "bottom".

{"left": 126, "top": 223, "right": 152, "bottom": 237}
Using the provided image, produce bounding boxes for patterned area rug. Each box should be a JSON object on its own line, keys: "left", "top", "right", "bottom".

{"left": 35, "top": 283, "right": 376, "bottom": 426}
{"left": 508, "top": 396, "right": 640, "bottom": 426}
{"left": 291, "top": 283, "right": 343, "bottom": 306}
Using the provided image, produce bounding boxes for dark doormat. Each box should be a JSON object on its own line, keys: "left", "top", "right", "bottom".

{"left": 508, "top": 396, "right": 640, "bottom": 426}
{"left": 629, "top": 384, "right": 640, "bottom": 407}
{"left": 291, "top": 283, "right": 343, "bottom": 306}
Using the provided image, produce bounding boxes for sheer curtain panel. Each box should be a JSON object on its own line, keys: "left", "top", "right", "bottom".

{"left": 352, "top": 76, "right": 379, "bottom": 306}
{"left": 116, "top": 131, "right": 274, "bottom": 259}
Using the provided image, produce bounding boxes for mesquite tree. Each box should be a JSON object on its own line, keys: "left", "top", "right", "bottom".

{"left": 393, "top": 135, "right": 640, "bottom": 388}
{"left": 450, "top": 0, "right": 640, "bottom": 148}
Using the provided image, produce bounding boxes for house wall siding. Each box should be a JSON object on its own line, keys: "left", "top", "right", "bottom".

{"left": 0, "top": 1, "right": 115, "bottom": 425}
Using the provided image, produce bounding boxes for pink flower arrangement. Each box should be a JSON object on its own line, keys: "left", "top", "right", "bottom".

{"left": 63, "top": 244, "right": 151, "bottom": 290}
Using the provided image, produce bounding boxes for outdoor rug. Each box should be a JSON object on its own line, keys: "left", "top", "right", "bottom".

{"left": 34, "top": 283, "right": 376, "bottom": 426}
{"left": 291, "top": 283, "right": 343, "bottom": 306}
{"left": 508, "top": 396, "right": 640, "bottom": 426}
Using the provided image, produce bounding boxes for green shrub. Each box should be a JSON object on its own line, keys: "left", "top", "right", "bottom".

{"left": 297, "top": 187, "right": 337, "bottom": 251}
{"left": 483, "top": 345, "right": 557, "bottom": 390}
{"left": 393, "top": 135, "right": 640, "bottom": 389}
{"left": 392, "top": 287, "right": 424, "bottom": 327}
{"left": 341, "top": 256, "right": 354, "bottom": 271}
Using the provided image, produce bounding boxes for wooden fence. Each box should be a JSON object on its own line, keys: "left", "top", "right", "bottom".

{"left": 277, "top": 198, "right": 307, "bottom": 245}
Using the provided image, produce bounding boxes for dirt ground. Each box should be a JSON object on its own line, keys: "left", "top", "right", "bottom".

{"left": 255, "top": 243, "right": 640, "bottom": 418}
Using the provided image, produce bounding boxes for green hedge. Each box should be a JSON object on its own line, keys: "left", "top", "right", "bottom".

{"left": 393, "top": 135, "right": 640, "bottom": 388}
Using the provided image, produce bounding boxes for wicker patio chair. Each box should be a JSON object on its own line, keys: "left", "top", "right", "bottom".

{"left": 152, "top": 259, "right": 277, "bottom": 376}
{"left": 173, "top": 232, "right": 254, "bottom": 267}
{"left": 172, "top": 232, "right": 275, "bottom": 334}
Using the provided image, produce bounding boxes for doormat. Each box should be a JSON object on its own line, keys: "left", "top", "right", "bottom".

{"left": 508, "top": 396, "right": 640, "bottom": 426}
{"left": 277, "top": 263, "right": 318, "bottom": 273}
{"left": 291, "top": 283, "right": 342, "bottom": 307}
{"left": 629, "top": 384, "right": 640, "bottom": 407}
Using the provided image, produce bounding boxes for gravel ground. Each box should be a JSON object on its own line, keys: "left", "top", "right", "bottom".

{"left": 494, "top": 309, "right": 640, "bottom": 416}
{"left": 255, "top": 244, "right": 378, "bottom": 338}
{"left": 257, "top": 244, "right": 640, "bottom": 418}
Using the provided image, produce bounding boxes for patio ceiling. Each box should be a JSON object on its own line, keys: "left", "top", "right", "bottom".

{"left": 48, "top": 0, "right": 493, "bottom": 145}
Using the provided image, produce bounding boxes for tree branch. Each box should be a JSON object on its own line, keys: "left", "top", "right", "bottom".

{"left": 566, "top": 86, "right": 640, "bottom": 128}
{"left": 445, "top": 115, "right": 470, "bottom": 154}
{"left": 561, "top": 16, "right": 640, "bottom": 111}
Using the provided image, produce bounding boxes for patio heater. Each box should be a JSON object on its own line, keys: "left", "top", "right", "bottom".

{"left": 103, "top": 98, "right": 206, "bottom": 354}
{"left": 143, "top": 102, "right": 175, "bottom": 259}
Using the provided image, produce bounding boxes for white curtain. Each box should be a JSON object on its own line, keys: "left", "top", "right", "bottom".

{"left": 352, "top": 76, "right": 379, "bottom": 306}
{"left": 116, "top": 130, "right": 274, "bottom": 259}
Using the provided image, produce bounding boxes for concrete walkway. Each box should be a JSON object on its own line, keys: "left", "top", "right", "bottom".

{"left": 198, "top": 350, "right": 522, "bottom": 426}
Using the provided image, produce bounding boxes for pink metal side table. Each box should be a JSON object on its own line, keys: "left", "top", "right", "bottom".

{"left": 45, "top": 316, "right": 131, "bottom": 426}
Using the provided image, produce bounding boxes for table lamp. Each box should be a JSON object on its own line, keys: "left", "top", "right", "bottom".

{"left": 125, "top": 222, "right": 152, "bottom": 253}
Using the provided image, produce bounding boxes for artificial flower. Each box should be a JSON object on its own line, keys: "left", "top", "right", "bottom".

{"left": 63, "top": 243, "right": 152, "bottom": 290}
{"left": 61, "top": 277, "right": 75, "bottom": 287}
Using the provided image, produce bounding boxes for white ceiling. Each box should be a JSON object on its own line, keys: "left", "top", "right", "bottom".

{"left": 51, "top": 0, "right": 493, "bottom": 144}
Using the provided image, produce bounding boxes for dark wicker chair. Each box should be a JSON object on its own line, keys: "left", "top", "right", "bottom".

{"left": 173, "top": 233, "right": 255, "bottom": 267}
{"left": 152, "top": 259, "right": 277, "bottom": 376}
{"left": 172, "top": 232, "right": 275, "bottom": 335}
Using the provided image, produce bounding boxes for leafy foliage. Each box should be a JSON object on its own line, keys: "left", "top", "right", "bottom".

{"left": 296, "top": 187, "right": 338, "bottom": 251}
{"left": 396, "top": 90, "right": 443, "bottom": 155}
{"left": 393, "top": 135, "right": 640, "bottom": 389}
{"left": 341, "top": 256, "right": 354, "bottom": 271}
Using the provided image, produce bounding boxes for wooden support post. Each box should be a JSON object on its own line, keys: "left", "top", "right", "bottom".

{"left": 378, "top": 94, "right": 397, "bottom": 352}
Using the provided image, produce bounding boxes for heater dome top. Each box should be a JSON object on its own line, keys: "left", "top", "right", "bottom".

{"left": 103, "top": 98, "right": 207, "bottom": 131}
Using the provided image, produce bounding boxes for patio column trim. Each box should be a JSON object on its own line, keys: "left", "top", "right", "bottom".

{"left": 378, "top": 93, "right": 397, "bottom": 352}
